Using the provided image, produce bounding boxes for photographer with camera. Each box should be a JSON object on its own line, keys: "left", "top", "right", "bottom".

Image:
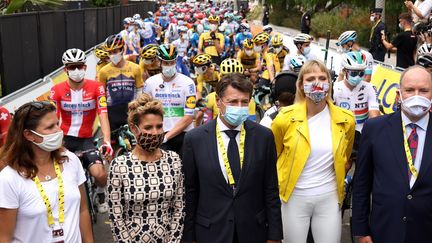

{"left": 405, "top": 0, "right": 432, "bottom": 24}
{"left": 381, "top": 12, "right": 418, "bottom": 68}
{"left": 413, "top": 21, "right": 432, "bottom": 44}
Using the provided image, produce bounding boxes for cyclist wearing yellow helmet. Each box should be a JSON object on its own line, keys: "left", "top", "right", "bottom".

{"left": 139, "top": 44, "right": 162, "bottom": 81}
{"left": 268, "top": 33, "right": 290, "bottom": 67}
{"left": 192, "top": 54, "right": 220, "bottom": 100}
{"left": 205, "top": 59, "right": 257, "bottom": 122}
{"left": 253, "top": 32, "right": 280, "bottom": 86}
{"left": 237, "top": 38, "right": 261, "bottom": 82}
{"left": 198, "top": 15, "right": 225, "bottom": 65}
{"left": 94, "top": 45, "right": 110, "bottom": 79}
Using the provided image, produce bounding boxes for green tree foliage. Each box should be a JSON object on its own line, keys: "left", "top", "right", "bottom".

{"left": 2, "top": 0, "right": 62, "bottom": 14}
{"left": 90, "top": 0, "right": 118, "bottom": 7}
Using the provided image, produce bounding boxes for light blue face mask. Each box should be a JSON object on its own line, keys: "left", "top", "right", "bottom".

{"left": 347, "top": 76, "right": 362, "bottom": 86}
{"left": 222, "top": 105, "right": 249, "bottom": 126}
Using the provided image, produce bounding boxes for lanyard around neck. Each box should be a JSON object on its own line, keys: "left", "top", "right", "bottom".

{"left": 216, "top": 122, "right": 246, "bottom": 185}
{"left": 33, "top": 160, "right": 65, "bottom": 227}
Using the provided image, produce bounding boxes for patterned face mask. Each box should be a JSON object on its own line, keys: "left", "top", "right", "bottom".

{"left": 135, "top": 125, "right": 165, "bottom": 152}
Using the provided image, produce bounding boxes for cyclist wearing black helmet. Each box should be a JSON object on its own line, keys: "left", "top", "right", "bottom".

{"left": 143, "top": 43, "right": 196, "bottom": 156}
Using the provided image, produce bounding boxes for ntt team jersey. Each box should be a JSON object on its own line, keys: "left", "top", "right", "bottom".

{"left": 333, "top": 80, "right": 380, "bottom": 132}
{"left": 50, "top": 80, "right": 107, "bottom": 138}
{"left": 143, "top": 73, "right": 196, "bottom": 132}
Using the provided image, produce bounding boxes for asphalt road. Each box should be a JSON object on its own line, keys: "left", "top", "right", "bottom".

{"left": 93, "top": 211, "right": 354, "bottom": 243}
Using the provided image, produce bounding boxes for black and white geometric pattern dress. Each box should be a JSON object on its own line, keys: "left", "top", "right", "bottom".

{"left": 108, "top": 150, "right": 185, "bottom": 243}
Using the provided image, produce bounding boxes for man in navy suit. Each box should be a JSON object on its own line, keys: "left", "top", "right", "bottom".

{"left": 352, "top": 65, "right": 432, "bottom": 243}
{"left": 182, "top": 73, "right": 283, "bottom": 243}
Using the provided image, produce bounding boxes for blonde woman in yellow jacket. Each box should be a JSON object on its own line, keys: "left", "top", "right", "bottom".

{"left": 271, "top": 60, "right": 355, "bottom": 243}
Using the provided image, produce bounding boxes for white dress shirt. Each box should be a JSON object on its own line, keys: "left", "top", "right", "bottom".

{"left": 401, "top": 112, "right": 429, "bottom": 188}
{"left": 216, "top": 116, "right": 241, "bottom": 183}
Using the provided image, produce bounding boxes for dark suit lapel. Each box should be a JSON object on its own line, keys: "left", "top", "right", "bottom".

{"left": 205, "top": 120, "right": 233, "bottom": 195}
{"left": 386, "top": 111, "right": 410, "bottom": 185}
{"left": 235, "top": 120, "right": 256, "bottom": 195}
{"left": 412, "top": 113, "right": 432, "bottom": 190}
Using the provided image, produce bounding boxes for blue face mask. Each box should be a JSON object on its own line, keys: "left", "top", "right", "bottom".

{"left": 347, "top": 76, "right": 362, "bottom": 86}
{"left": 222, "top": 105, "right": 249, "bottom": 126}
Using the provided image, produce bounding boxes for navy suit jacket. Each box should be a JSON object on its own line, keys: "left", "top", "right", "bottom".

{"left": 182, "top": 119, "right": 283, "bottom": 243}
{"left": 352, "top": 111, "right": 432, "bottom": 243}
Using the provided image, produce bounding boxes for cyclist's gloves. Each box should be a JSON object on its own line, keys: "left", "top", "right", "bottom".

{"left": 101, "top": 141, "right": 114, "bottom": 157}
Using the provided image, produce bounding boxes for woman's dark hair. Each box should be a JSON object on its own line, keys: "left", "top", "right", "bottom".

{"left": 0, "top": 101, "right": 66, "bottom": 179}
{"left": 215, "top": 73, "right": 253, "bottom": 99}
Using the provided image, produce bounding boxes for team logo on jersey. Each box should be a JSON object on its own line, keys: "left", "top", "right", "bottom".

{"left": 358, "top": 93, "right": 365, "bottom": 101}
{"left": 340, "top": 102, "right": 350, "bottom": 110}
{"left": 188, "top": 84, "right": 195, "bottom": 95}
{"left": 186, "top": 95, "right": 196, "bottom": 109}
{"left": 98, "top": 96, "right": 107, "bottom": 108}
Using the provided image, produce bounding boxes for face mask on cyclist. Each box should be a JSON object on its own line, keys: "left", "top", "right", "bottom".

{"left": 135, "top": 125, "right": 165, "bottom": 152}
{"left": 253, "top": 44, "right": 263, "bottom": 52}
{"left": 195, "top": 66, "right": 207, "bottom": 75}
{"left": 31, "top": 130, "right": 64, "bottom": 152}
{"left": 210, "top": 24, "right": 218, "bottom": 32}
{"left": 182, "top": 33, "right": 188, "bottom": 39}
{"left": 110, "top": 53, "right": 123, "bottom": 65}
{"left": 274, "top": 46, "right": 283, "bottom": 54}
{"left": 303, "top": 81, "right": 329, "bottom": 104}
{"left": 143, "top": 59, "right": 154, "bottom": 65}
{"left": 221, "top": 103, "right": 249, "bottom": 127}
{"left": 245, "top": 49, "right": 254, "bottom": 56}
{"left": 346, "top": 70, "right": 365, "bottom": 86}
{"left": 161, "top": 64, "right": 177, "bottom": 78}
{"left": 302, "top": 46, "right": 311, "bottom": 55}
{"left": 400, "top": 94, "right": 432, "bottom": 118}
{"left": 68, "top": 68, "right": 86, "bottom": 82}
{"left": 128, "top": 25, "right": 134, "bottom": 32}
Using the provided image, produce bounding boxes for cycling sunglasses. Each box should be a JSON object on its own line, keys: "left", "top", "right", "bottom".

{"left": 65, "top": 63, "right": 85, "bottom": 70}
{"left": 347, "top": 70, "right": 365, "bottom": 77}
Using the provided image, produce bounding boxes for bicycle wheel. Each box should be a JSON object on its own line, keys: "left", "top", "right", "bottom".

{"left": 84, "top": 172, "right": 97, "bottom": 224}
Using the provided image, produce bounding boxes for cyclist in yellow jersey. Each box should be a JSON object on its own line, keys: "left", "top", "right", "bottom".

{"left": 203, "top": 59, "right": 256, "bottom": 123}
{"left": 269, "top": 34, "right": 290, "bottom": 66}
{"left": 237, "top": 38, "right": 261, "bottom": 82}
{"left": 192, "top": 54, "right": 220, "bottom": 99}
{"left": 252, "top": 32, "right": 280, "bottom": 87}
{"left": 198, "top": 15, "right": 225, "bottom": 65}
{"left": 98, "top": 34, "right": 143, "bottom": 131}
{"left": 94, "top": 45, "right": 110, "bottom": 80}
{"left": 139, "top": 44, "right": 162, "bottom": 81}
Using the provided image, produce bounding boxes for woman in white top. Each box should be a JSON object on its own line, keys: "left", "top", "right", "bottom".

{"left": 0, "top": 101, "right": 93, "bottom": 243}
{"left": 271, "top": 60, "right": 355, "bottom": 243}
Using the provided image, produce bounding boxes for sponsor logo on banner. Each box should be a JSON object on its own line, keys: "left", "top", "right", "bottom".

{"left": 371, "top": 65, "right": 401, "bottom": 114}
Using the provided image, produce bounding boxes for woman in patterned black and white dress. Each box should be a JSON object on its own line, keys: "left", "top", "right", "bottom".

{"left": 108, "top": 93, "right": 185, "bottom": 242}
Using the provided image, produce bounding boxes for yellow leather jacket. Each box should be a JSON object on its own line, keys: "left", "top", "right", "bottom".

{"left": 271, "top": 100, "right": 355, "bottom": 204}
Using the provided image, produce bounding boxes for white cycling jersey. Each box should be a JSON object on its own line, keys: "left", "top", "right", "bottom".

{"left": 333, "top": 80, "right": 379, "bottom": 132}
{"left": 172, "top": 39, "right": 189, "bottom": 57}
{"left": 143, "top": 73, "right": 196, "bottom": 132}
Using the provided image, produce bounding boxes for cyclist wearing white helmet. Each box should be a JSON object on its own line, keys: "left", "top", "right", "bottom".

{"left": 172, "top": 26, "right": 190, "bottom": 77}
{"left": 50, "top": 48, "right": 113, "bottom": 213}
{"left": 333, "top": 51, "right": 380, "bottom": 133}
{"left": 417, "top": 52, "right": 432, "bottom": 73}
{"left": 133, "top": 13, "right": 141, "bottom": 21}
{"left": 336, "top": 30, "right": 374, "bottom": 82}
{"left": 417, "top": 42, "right": 432, "bottom": 55}
{"left": 165, "top": 23, "right": 180, "bottom": 44}
{"left": 128, "top": 21, "right": 141, "bottom": 63}
{"left": 282, "top": 33, "right": 316, "bottom": 71}
{"left": 235, "top": 23, "right": 252, "bottom": 51}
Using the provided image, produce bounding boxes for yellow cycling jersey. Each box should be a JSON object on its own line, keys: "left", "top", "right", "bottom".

{"left": 196, "top": 66, "right": 220, "bottom": 93}
{"left": 237, "top": 50, "right": 260, "bottom": 69}
{"left": 206, "top": 92, "right": 256, "bottom": 120}
{"left": 276, "top": 46, "right": 290, "bottom": 67}
{"left": 98, "top": 61, "right": 143, "bottom": 106}
{"left": 260, "top": 51, "right": 281, "bottom": 80}
{"left": 96, "top": 61, "right": 109, "bottom": 80}
{"left": 139, "top": 59, "right": 162, "bottom": 79}
{"left": 198, "top": 32, "right": 225, "bottom": 57}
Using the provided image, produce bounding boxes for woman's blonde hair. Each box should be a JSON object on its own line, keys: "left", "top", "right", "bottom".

{"left": 128, "top": 93, "right": 164, "bottom": 126}
{"left": 295, "top": 59, "right": 333, "bottom": 103}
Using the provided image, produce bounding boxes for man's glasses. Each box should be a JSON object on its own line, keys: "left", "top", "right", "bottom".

{"left": 65, "top": 64, "right": 85, "bottom": 70}
{"left": 347, "top": 70, "right": 365, "bottom": 77}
